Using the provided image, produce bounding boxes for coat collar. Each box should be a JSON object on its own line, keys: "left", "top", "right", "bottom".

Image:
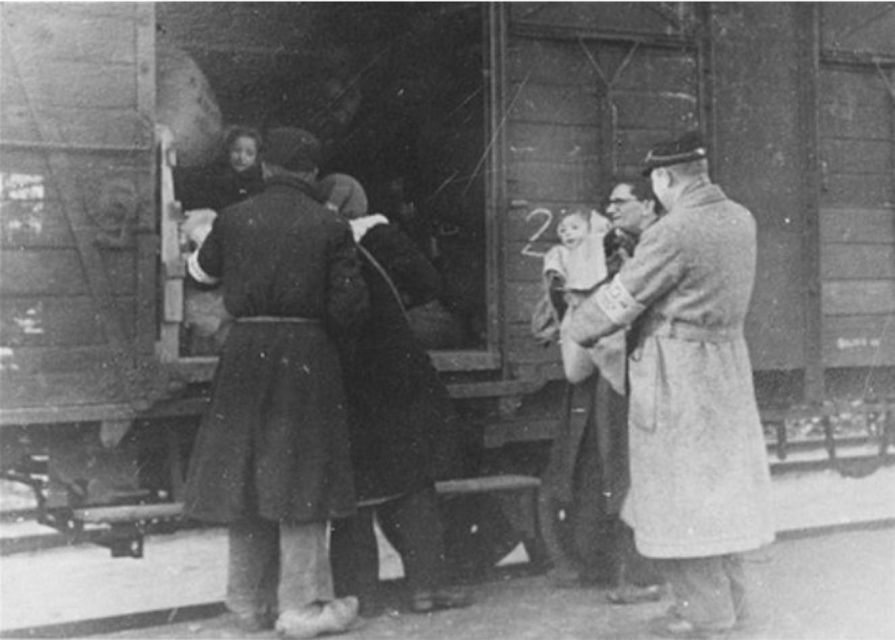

{"left": 266, "top": 173, "right": 322, "bottom": 201}
{"left": 671, "top": 180, "right": 728, "bottom": 214}
{"left": 349, "top": 214, "right": 389, "bottom": 243}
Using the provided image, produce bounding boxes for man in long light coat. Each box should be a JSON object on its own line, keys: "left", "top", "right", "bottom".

{"left": 565, "top": 132, "right": 774, "bottom": 638}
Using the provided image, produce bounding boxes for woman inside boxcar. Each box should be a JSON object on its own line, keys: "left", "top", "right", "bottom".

{"left": 175, "top": 125, "right": 267, "bottom": 212}
{"left": 540, "top": 179, "right": 665, "bottom": 605}
{"left": 319, "top": 173, "right": 472, "bottom": 618}
{"left": 178, "top": 126, "right": 267, "bottom": 355}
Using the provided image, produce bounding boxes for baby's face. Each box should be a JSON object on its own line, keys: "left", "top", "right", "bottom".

{"left": 229, "top": 136, "right": 259, "bottom": 173}
{"left": 557, "top": 214, "right": 589, "bottom": 248}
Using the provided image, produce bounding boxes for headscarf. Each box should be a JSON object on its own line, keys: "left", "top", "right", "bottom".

{"left": 318, "top": 173, "right": 369, "bottom": 220}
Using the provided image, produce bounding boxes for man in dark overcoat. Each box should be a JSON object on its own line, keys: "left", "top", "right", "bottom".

{"left": 565, "top": 132, "right": 774, "bottom": 638}
{"left": 319, "top": 174, "right": 470, "bottom": 617}
{"left": 182, "top": 128, "right": 369, "bottom": 639}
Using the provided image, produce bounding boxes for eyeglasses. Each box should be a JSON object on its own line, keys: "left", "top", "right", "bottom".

{"left": 607, "top": 198, "right": 638, "bottom": 206}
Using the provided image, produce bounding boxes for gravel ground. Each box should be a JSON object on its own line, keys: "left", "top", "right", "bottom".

{"left": 95, "top": 527, "right": 895, "bottom": 640}
{"left": 1, "top": 467, "right": 893, "bottom": 639}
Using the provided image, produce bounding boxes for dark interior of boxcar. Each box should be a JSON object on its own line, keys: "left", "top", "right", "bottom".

{"left": 156, "top": 2, "right": 487, "bottom": 350}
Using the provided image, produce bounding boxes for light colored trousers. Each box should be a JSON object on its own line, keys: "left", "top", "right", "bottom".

{"left": 657, "top": 553, "right": 751, "bottom": 629}
{"left": 227, "top": 518, "right": 333, "bottom": 616}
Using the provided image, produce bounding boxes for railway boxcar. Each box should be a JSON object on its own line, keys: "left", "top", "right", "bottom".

{"left": 1, "top": 3, "right": 893, "bottom": 545}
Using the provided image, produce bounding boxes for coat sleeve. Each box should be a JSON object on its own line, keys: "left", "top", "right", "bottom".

{"left": 366, "top": 225, "right": 443, "bottom": 309}
{"left": 325, "top": 220, "right": 370, "bottom": 336}
{"left": 566, "top": 220, "right": 688, "bottom": 346}
{"left": 187, "top": 214, "right": 224, "bottom": 286}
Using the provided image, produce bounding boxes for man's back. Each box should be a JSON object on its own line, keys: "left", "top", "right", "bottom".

{"left": 633, "top": 182, "right": 757, "bottom": 334}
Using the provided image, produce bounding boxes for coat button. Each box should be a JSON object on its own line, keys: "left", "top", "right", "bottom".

{"left": 630, "top": 348, "right": 642, "bottom": 361}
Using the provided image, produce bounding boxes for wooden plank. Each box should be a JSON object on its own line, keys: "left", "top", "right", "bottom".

{"left": 157, "top": 3, "right": 316, "bottom": 53}
{"left": 614, "top": 91, "right": 699, "bottom": 130}
{"left": 506, "top": 323, "right": 562, "bottom": 365}
{"left": 821, "top": 244, "right": 895, "bottom": 280}
{"left": 0, "top": 296, "right": 135, "bottom": 347}
{"left": 507, "top": 122, "right": 602, "bottom": 162}
{"left": 822, "top": 314, "right": 895, "bottom": 368}
{"left": 0, "top": 249, "right": 86, "bottom": 295}
{"left": 1, "top": 6, "right": 137, "bottom": 64}
{"left": 163, "top": 280, "right": 184, "bottom": 323}
{"left": 508, "top": 3, "right": 696, "bottom": 39}
{"left": 0, "top": 345, "right": 116, "bottom": 375}
{"left": 134, "top": 3, "right": 155, "bottom": 148}
{"left": 1, "top": 106, "right": 150, "bottom": 150}
{"left": 0, "top": 199, "right": 74, "bottom": 247}
{"left": 821, "top": 4, "right": 895, "bottom": 58}
{"left": 819, "top": 106, "right": 891, "bottom": 142}
{"left": 70, "top": 475, "right": 542, "bottom": 524}
{"left": 0, "top": 369, "right": 128, "bottom": 409}
{"left": 820, "top": 138, "right": 891, "bottom": 176}
{"left": 505, "top": 244, "right": 549, "bottom": 282}
{"left": 506, "top": 82, "right": 602, "bottom": 126}
{"left": 430, "top": 351, "right": 501, "bottom": 372}
{"left": 820, "top": 174, "right": 894, "bottom": 209}
{"left": 611, "top": 49, "right": 698, "bottom": 93}
{"left": 820, "top": 208, "right": 895, "bottom": 244}
{"left": 0, "top": 249, "right": 137, "bottom": 296}
{"left": 820, "top": 67, "right": 894, "bottom": 119}
{"left": 8, "top": 60, "right": 135, "bottom": 110}
{"left": 435, "top": 475, "right": 541, "bottom": 494}
{"left": 822, "top": 280, "right": 895, "bottom": 316}
{"left": 507, "top": 159, "right": 603, "bottom": 202}
{"left": 0, "top": 402, "right": 135, "bottom": 427}
{"left": 0, "top": 153, "right": 60, "bottom": 199}
{"left": 505, "top": 281, "right": 544, "bottom": 324}
{"left": 0, "top": 103, "right": 41, "bottom": 142}
{"left": 134, "top": 234, "right": 159, "bottom": 356}
{"left": 506, "top": 39, "right": 601, "bottom": 85}
{"left": 615, "top": 128, "right": 681, "bottom": 168}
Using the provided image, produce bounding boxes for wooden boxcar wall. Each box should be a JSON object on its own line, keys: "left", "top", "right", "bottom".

{"left": 500, "top": 3, "right": 704, "bottom": 382}
{"left": 711, "top": 3, "right": 895, "bottom": 400}
{"left": 0, "top": 4, "right": 157, "bottom": 419}
{"left": 498, "top": 3, "right": 895, "bottom": 398}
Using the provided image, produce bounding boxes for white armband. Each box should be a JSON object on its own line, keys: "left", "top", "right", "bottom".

{"left": 187, "top": 251, "right": 220, "bottom": 285}
{"left": 594, "top": 276, "right": 645, "bottom": 326}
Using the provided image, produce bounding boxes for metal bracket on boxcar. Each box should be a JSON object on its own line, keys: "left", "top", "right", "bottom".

{"left": 767, "top": 398, "right": 895, "bottom": 478}
{"left": 1, "top": 453, "right": 179, "bottom": 558}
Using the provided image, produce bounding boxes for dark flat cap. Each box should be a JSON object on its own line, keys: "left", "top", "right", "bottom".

{"left": 264, "top": 127, "right": 322, "bottom": 172}
{"left": 641, "top": 130, "right": 707, "bottom": 176}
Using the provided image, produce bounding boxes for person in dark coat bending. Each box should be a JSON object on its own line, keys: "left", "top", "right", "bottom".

{"left": 182, "top": 130, "right": 369, "bottom": 639}
{"left": 319, "top": 173, "right": 471, "bottom": 617}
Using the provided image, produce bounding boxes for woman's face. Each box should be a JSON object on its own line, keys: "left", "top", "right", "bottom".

{"left": 606, "top": 183, "right": 656, "bottom": 233}
{"left": 557, "top": 214, "right": 590, "bottom": 248}
{"left": 228, "top": 136, "right": 259, "bottom": 173}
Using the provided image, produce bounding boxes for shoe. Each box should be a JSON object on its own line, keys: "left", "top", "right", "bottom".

{"left": 648, "top": 614, "right": 733, "bottom": 639}
{"left": 357, "top": 595, "right": 387, "bottom": 618}
{"left": 607, "top": 583, "right": 664, "bottom": 605}
{"left": 410, "top": 587, "right": 472, "bottom": 613}
{"left": 221, "top": 609, "right": 276, "bottom": 632}
{"left": 276, "top": 596, "right": 360, "bottom": 638}
{"left": 547, "top": 565, "right": 583, "bottom": 589}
